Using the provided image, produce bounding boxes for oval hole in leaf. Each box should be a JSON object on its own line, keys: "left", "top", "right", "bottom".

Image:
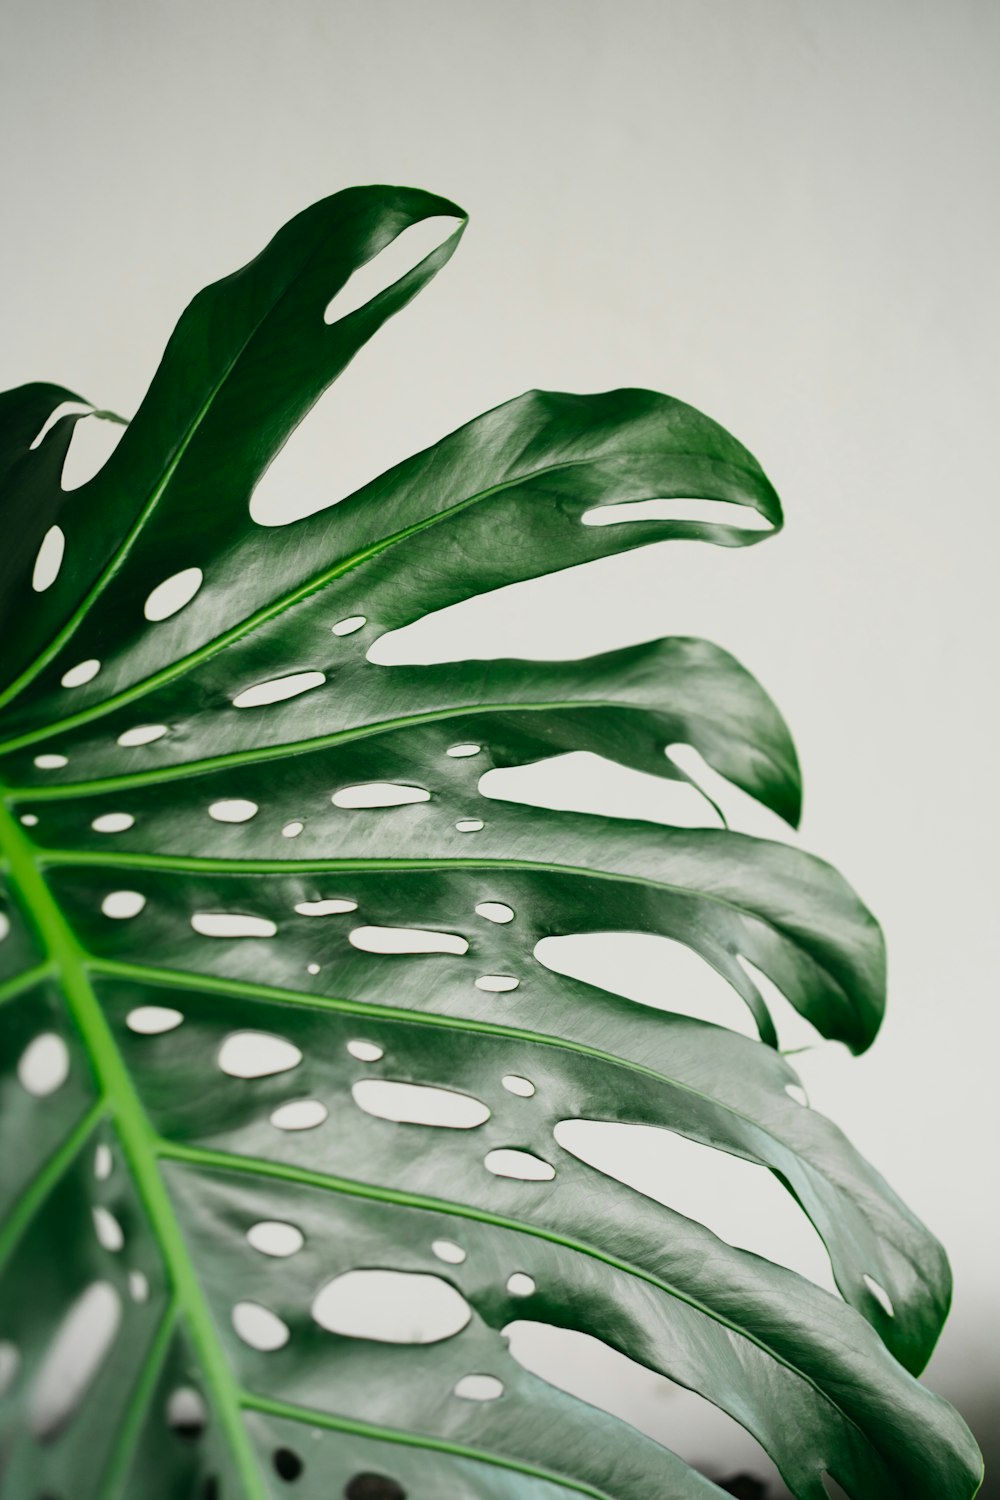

{"left": 555, "top": 1119, "right": 837, "bottom": 1293}
{"left": 94, "top": 1144, "right": 113, "bottom": 1180}
{"left": 446, "top": 743, "right": 481, "bottom": 759}
{"left": 29, "top": 1282, "right": 121, "bottom": 1440}
{"left": 432, "top": 1239, "right": 465, "bottom": 1265}
{"left": 17, "top": 1033, "right": 70, "bottom": 1096}
{"left": 453, "top": 1374, "right": 503, "bottom": 1401}
{"left": 126, "top": 1006, "right": 183, "bottom": 1035}
{"left": 34, "top": 753, "right": 68, "bottom": 769}
{"left": 282, "top": 821, "right": 304, "bottom": 838}
{"left": 232, "top": 671, "right": 326, "bottom": 708}
{"left": 332, "top": 784, "right": 430, "bottom": 809}
{"left": 144, "top": 567, "right": 203, "bottom": 622}
{"left": 352, "top": 1079, "right": 490, "bottom": 1129}
{"left": 502, "top": 1075, "right": 535, "bottom": 1097}
{"left": 476, "top": 901, "right": 513, "bottom": 924}
{"left": 0, "top": 912, "right": 8, "bottom": 943}
{"left": 19, "top": 813, "right": 38, "bottom": 827}
{"left": 581, "top": 497, "right": 772, "bottom": 531}
{"left": 270, "top": 1099, "right": 327, "bottom": 1131}
{"left": 192, "top": 912, "right": 277, "bottom": 939}
{"left": 247, "top": 1221, "right": 304, "bottom": 1259}
{"left": 91, "top": 812, "right": 134, "bottom": 834}
{"left": 332, "top": 615, "right": 366, "bottom": 636}
{"left": 311, "top": 1269, "right": 470, "bottom": 1344}
{"left": 475, "top": 975, "right": 518, "bottom": 992}
{"left": 61, "top": 658, "right": 100, "bottom": 689}
{"left": 349, "top": 926, "right": 468, "bottom": 956}
{"left": 218, "top": 1031, "right": 302, "bottom": 1079}
{"left": 92, "top": 1206, "right": 124, "bottom": 1252}
{"left": 295, "top": 898, "right": 358, "bottom": 917}
{"left": 455, "top": 819, "right": 484, "bottom": 833}
{"left": 208, "top": 798, "right": 258, "bottom": 823}
{"left": 128, "top": 1271, "right": 149, "bottom": 1303}
{"left": 484, "top": 1148, "right": 554, "bottom": 1182}
{"left": 231, "top": 1301, "right": 289, "bottom": 1351}
{"left": 348, "top": 1039, "right": 384, "bottom": 1062}
{"left": 506, "top": 1273, "right": 535, "bottom": 1297}
{"left": 32, "top": 526, "right": 65, "bottom": 592}
{"left": 117, "top": 724, "right": 167, "bottom": 747}
{"left": 323, "top": 216, "right": 463, "bottom": 326}
{"left": 101, "top": 890, "right": 146, "bottom": 919}
{"left": 166, "top": 1385, "right": 207, "bottom": 1440}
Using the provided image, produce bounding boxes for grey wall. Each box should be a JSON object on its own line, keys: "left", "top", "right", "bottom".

{"left": 2, "top": 0, "right": 997, "bottom": 1489}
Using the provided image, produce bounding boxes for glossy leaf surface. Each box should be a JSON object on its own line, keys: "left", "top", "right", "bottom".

{"left": 0, "top": 186, "right": 982, "bottom": 1500}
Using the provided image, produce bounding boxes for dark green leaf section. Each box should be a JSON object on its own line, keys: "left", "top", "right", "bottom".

{"left": 0, "top": 184, "right": 982, "bottom": 1500}
{"left": 0, "top": 1111, "right": 169, "bottom": 1499}
{"left": 0, "top": 186, "right": 467, "bottom": 707}
{"left": 0, "top": 636, "right": 802, "bottom": 827}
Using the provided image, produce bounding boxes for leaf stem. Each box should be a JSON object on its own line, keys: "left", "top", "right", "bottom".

{"left": 0, "top": 797, "right": 268, "bottom": 1500}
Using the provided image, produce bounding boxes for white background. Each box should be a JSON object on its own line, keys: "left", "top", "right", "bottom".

{"left": 2, "top": 1, "right": 997, "bottom": 1491}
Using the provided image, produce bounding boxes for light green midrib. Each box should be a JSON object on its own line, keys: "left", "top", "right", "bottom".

{"left": 0, "top": 798, "right": 270, "bottom": 1500}
{"left": 25, "top": 844, "right": 862, "bottom": 1044}
{"left": 3, "top": 693, "right": 789, "bottom": 809}
{"left": 94, "top": 953, "right": 807, "bottom": 1189}
{"left": 0, "top": 695, "right": 619, "bottom": 798}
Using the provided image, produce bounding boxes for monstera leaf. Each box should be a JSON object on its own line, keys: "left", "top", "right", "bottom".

{"left": 0, "top": 187, "right": 982, "bottom": 1500}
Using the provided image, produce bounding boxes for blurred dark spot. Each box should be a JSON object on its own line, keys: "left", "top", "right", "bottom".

{"left": 274, "top": 1446, "right": 303, "bottom": 1480}
{"left": 719, "top": 1477, "right": 769, "bottom": 1499}
{"left": 345, "top": 1476, "right": 406, "bottom": 1500}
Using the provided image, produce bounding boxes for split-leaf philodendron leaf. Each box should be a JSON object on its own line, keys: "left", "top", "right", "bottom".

{"left": 0, "top": 187, "right": 982, "bottom": 1500}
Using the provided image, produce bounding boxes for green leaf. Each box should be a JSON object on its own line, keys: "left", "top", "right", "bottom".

{"left": 0, "top": 185, "right": 982, "bottom": 1500}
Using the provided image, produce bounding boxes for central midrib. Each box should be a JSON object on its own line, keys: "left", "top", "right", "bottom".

{"left": 0, "top": 798, "right": 269, "bottom": 1500}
